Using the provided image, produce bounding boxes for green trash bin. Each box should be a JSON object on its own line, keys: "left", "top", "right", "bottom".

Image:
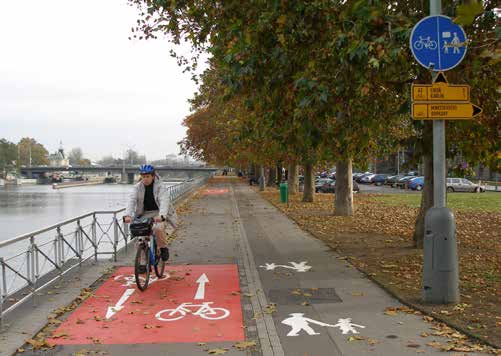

{"left": 279, "top": 182, "right": 288, "bottom": 203}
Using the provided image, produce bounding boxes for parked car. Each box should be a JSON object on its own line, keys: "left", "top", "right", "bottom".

{"left": 360, "top": 174, "right": 377, "bottom": 184}
{"left": 315, "top": 178, "right": 334, "bottom": 192}
{"left": 372, "top": 174, "right": 389, "bottom": 186}
{"left": 396, "top": 175, "right": 415, "bottom": 189}
{"left": 352, "top": 172, "right": 365, "bottom": 180}
{"left": 355, "top": 172, "right": 373, "bottom": 183}
{"left": 386, "top": 174, "right": 405, "bottom": 186}
{"left": 406, "top": 171, "right": 420, "bottom": 176}
{"left": 446, "top": 178, "right": 485, "bottom": 192}
{"left": 317, "top": 180, "right": 360, "bottom": 193}
{"left": 408, "top": 176, "right": 424, "bottom": 191}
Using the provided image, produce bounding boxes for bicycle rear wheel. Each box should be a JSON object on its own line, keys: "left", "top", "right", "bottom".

{"left": 154, "top": 248, "right": 166, "bottom": 278}
{"left": 135, "top": 243, "right": 151, "bottom": 291}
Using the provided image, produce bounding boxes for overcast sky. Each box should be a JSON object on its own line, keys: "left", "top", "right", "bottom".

{"left": 0, "top": 0, "right": 204, "bottom": 162}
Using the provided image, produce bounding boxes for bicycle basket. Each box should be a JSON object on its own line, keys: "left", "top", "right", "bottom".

{"left": 129, "top": 217, "right": 153, "bottom": 237}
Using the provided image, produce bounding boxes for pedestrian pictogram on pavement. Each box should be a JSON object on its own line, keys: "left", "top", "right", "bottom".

{"left": 47, "top": 265, "right": 244, "bottom": 345}
{"left": 259, "top": 261, "right": 312, "bottom": 272}
{"left": 281, "top": 313, "right": 366, "bottom": 336}
{"left": 411, "top": 72, "right": 482, "bottom": 120}
{"left": 410, "top": 15, "right": 467, "bottom": 71}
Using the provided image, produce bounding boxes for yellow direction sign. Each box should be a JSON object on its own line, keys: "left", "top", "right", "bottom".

{"left": 412, "top": 103, "right": 483, "bottom": 120}
{"left": 411, "top": 72, "right": 483, "bottom": 120}
{"left": 412, "top": 72, "right": 470, "bottom": 101}
{"left": 412, "top": 83, "right": 470, "bottom": 101}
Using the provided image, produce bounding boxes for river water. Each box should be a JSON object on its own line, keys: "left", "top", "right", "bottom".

{"left": 0, "top": 184, "right": 136, "bottom": 242}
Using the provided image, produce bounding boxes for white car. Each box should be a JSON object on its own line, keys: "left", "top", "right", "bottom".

{"left": 446, "top": 178, "right": 485, "bottom": 193}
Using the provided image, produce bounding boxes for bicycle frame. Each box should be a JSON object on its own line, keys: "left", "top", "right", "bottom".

{"left": 134, "top": 233, "right": 157, "bottom": 266}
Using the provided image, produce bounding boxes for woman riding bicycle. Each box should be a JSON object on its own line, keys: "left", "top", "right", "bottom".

{"left": 124, "top": 164, "right": 177, "bottom": 273}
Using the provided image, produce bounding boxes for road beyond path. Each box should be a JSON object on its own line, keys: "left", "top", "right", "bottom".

{"left": 3, "top": 179, "right": 492, "bottom": 356}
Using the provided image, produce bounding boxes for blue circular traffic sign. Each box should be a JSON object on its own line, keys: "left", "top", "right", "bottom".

{"left": 410, "top": 15, "right": 467, "bottom": 71}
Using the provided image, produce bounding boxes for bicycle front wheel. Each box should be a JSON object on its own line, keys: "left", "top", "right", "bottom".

{"left": 135, "top": 244, "right": 151, "bottom": 291}
{"left": 154, "top": 249, "right": 165, "bottom": 278}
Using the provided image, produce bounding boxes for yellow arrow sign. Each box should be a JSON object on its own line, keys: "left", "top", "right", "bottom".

{"left": 412, "top": 83, "right": 470, "bottom": 101}
{"left": 412, "top": 103, "right": 483, "bottom": 120}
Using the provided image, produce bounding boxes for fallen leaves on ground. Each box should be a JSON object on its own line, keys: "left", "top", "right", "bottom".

{"left": 259, "top": 188, "right": 501, "bottom": 350}
{"left": 263, "top": 303, "right": 277, "bottom": 314}
{"left": 206, "top": 348, "right": 229, "bottom": 355}
{"left": 233, "top": 340, "right": 257, "bottom": 350}
{"left": 348, "top": 335, "right": 365, "bottom": 342}
{"left": 51, "top": 331, "right": 69, "bottom": 339}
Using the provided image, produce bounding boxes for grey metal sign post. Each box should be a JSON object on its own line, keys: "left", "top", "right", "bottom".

{"left": 411, "top": 0, "right": 460, "bottom": 304}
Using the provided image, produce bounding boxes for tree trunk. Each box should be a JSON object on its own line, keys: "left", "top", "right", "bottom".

{"left": 259, "top": 165, "right": 265, "bottom": 191}
{"left": 413, "top": 122, "right": 434, "bottom": 248}
{"left": 334, "top": 159, "right": 354, "bottom": 216}
{"left": 276, "top": 162, "right": 283, "bottom": 184}
{"left": 302, "top": 162, "right": 315, "bottom": 202}
{"left": 287, "top": 161, "right": 299, "bottom": 194}
{"left": 267, "top": 166, "right": 276, "bottom": 187}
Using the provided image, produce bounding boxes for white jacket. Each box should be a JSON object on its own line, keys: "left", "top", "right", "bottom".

{"left": 125, "top": 175, "right": 178, "bottom": 228}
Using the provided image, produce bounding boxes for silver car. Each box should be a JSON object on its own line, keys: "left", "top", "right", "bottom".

{"left": 446, "top": 178, "right": 485, "bottom": 193}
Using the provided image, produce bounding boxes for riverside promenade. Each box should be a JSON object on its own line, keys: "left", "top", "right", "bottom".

{"left": 0, "top": 178, "right": 491, "bottom": 355}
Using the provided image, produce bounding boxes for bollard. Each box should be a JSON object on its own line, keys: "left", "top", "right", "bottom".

{"left": 423, "top": 207, "right": 459, "bottom": 304}
{"left": 279, "top": 182, "right": 288, "bottom": 204}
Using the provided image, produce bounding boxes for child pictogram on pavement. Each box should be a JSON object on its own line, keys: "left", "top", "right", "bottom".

{"left": 281, "top": 313, "right": 365, "bottom": 336}
{"left": 332, "top": 318, "right": 366, "bottom": 334}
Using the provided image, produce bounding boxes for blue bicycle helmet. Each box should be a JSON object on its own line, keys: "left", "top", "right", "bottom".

{"left": 139, "top": 164, "right": 155, "bottom": 174}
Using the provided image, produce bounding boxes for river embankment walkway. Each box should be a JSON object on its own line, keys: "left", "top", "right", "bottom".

{"left": 0, "top": 178, "right": 493, "bottom": 355}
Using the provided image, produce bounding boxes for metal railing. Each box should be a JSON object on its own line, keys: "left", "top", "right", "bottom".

{"left": 0, "top": 176, "right": 208, "bottom": 328}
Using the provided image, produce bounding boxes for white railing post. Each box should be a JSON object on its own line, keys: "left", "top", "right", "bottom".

{"left": 53, "top": 232, "right": 59, "bottom": 269}
{"left": 113, "top": 213, "right": 118, "bottom": 262}
{"left": 92, "top": 214, "right": 98, "bottom": 262}
{"left": 57, "top": 227, "right": 64, "bottom": 267}
{"left": 122, "top": 217, "right": 129, "bottom": 253}
{"left": 76, "top": 220, "right": 84, "bottom": 265}
{"left": 28, "top": 236, "right": 36, "bottom": 306}
{"left": 74, "top": 225, "right": 81, "bottom": 266}
{"left": 0, "top": 257, "right": 5, "bottom": 330}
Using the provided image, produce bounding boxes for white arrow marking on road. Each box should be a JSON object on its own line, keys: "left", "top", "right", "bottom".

{"left": 194, "top": 273, "right": 209, "bottom": 300}
{"left": 106, "top": 288, "right": 135, "bottom": 319}
{"left": 259, "top": 261, "right": 312, "bottom": 272}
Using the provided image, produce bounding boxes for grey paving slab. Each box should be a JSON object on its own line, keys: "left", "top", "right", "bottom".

{"left": 232, "top": 184, "right": 487, "bottom": 356}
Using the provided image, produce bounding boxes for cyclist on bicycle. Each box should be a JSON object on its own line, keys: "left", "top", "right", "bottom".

{"left": 124, "top": 164, "right": 177, "bottom": 273}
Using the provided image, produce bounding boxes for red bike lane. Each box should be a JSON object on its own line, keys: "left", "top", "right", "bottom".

{"left": 47, "top": 265, "right": 244, "bottom": 345}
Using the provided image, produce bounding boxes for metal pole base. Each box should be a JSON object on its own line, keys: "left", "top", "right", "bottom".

{"left": 422, "top": 207, "right": 459, "bottom": 304}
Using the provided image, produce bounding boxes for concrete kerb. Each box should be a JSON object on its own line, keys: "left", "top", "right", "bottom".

{"left": 256, "top": 188, "right": 500, "bottom": 351}
{"left": 229, "top": 185, "right": 285, "bottom": 356}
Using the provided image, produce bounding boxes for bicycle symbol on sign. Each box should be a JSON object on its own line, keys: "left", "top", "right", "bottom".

{"left": 413, "top": 36, "right": 437, "bottom": 50}
{"left": 155, "top": 302, "right": 230, "bottom": 321}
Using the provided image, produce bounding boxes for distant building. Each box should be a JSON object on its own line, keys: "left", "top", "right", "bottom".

{"left": 49, "top": 142, "right": 69, "bottom": 167}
